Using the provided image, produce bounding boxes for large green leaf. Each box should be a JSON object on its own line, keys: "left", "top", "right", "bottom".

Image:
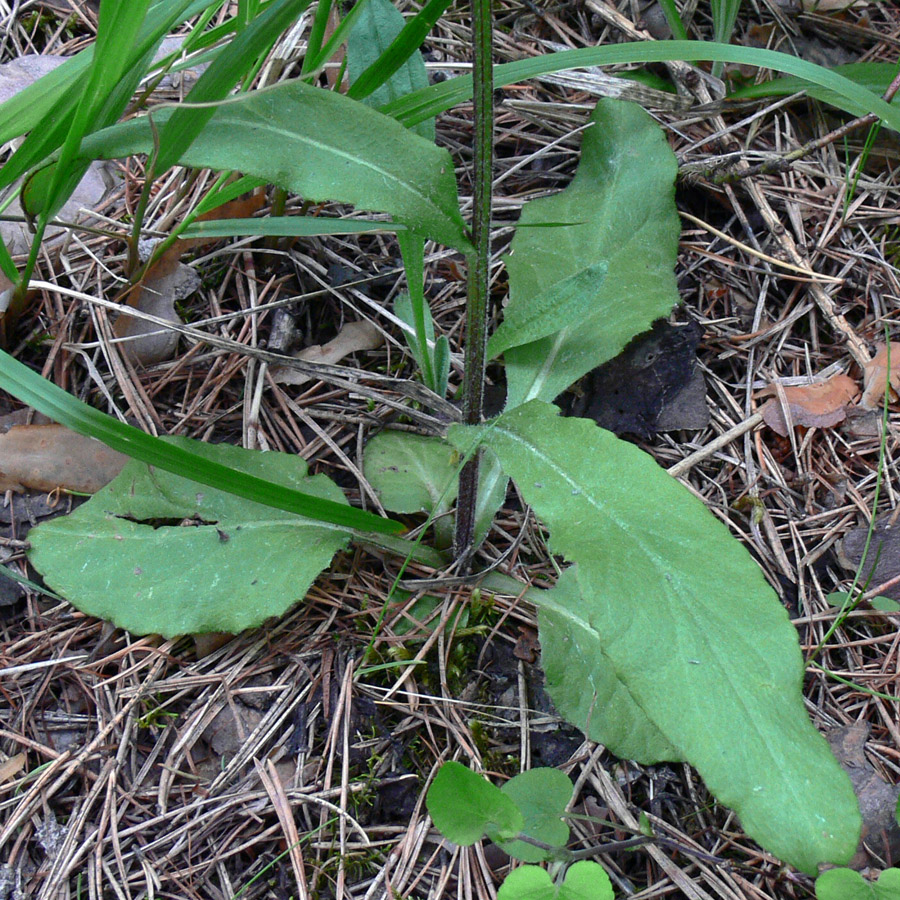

{"left": 503, "top": 100, "right": 679, "bottom": 408}
{"left": 77, "top": 79, "right": 471, "bottom": 252}
{"left": 347, "top": 0, "right": 435, "bottom": 141}
{"left": 448, "top": 401, "right": 860, "bottom": 874}
{"left": 27, "top": 438, "right": 352, "bottom": 637}
{"left": 538, "top": 567, "right": 678, "bottom": 762}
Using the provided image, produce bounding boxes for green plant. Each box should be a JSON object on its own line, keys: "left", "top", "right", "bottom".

{"left": 2, "top": 0, "right": 898, "bottom": 885}
{"left": 816, "top": 867, "right": 900, "bottom": 900}
{"left": 427, "top": 762, "right": 613, "bottom": 900}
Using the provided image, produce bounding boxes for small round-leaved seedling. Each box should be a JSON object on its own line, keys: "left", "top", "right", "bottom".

{"left": 497, "top": 861, "right": 613, "bottom": 900}
{"left": 816, "top": 867, "right": 900, "bottom": 900}
{"left": 498, "top": 767, "right": 573, "bottom": 862}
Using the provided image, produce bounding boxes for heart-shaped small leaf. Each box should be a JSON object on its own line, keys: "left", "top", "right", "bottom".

{"left": 497, "top": 861, "right": 613, "bottom": 900}
{"left": 498, "top": 767, "right": 573, "bottom": 862}
{"left": 427, "top": 761, "right": 523, "bottom": 845}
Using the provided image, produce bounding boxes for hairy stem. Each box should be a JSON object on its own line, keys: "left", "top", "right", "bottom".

{"left": 454, "top": 0, "right": 493, "bottom": 562}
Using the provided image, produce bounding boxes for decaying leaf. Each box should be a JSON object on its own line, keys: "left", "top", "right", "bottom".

{"left": 0, "top": 752, "right": 25, "bottom": 784}
{"left": 271, "top": 320, "right": 383, "bottom": 386}
{"left": 838, "top": 513, "right": 900, "bottom": 600}
{"left": 113, "top": 245, "right": 201, "bottom": 365}
{"left": 827, "top": 723, "right": 900, "bottom": 869}
{"left": 758, "top": 373, "right": 859, "bottom": 436}
{"left": 114, "top": 193, "right": 265, "bottom": 366}
{"left": 0, "top": 424, "right": 127, "bottom": 493}
{"left": 861, "top": 343, "right": 900, "bottom": 410}
{"left": 560, "top": 319, "right": 708, "bottom": 436}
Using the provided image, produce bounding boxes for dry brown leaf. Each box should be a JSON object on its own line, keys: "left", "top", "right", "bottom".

{"left": 0, "top": 752, "right": 25, "bottom": 784}
{"left": 861, "top": 342, "right": 900, "bottom": 410}
{"left": 271, "top": 320, "right": 384, "bottom": 385}
{"left": 113, "top": 246, "right": 199, "bottom": 365}
{"left": 758, "top": 373, "right": 859, "bottom": 436}
{"left": 0, "top": 424, "right": 127, "bottom": 493}
{"left": 114, "top": 193, "right": 267, "bottom": 365}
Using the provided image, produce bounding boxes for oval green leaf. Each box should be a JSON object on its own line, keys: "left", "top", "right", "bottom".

{"left": 498, "top": 767, "right": 573, "bottom": 862}
{"left": 497, "top": 861, "right": 613, "bottom": 900}
{"left": 502, "top": 99, "right": 679, "bottom": 408}
{"left": 27, "top": 438, "right": 352, "bottom": 637}
{"left": 78, "top": 79, "right": 471, "bottom": 252}
{"left": 449, "top": 400, "right": 861, "bottom": 874}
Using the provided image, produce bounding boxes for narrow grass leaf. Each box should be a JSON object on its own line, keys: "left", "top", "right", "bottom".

{"left": 449, "top": 400, "right": 861, "bottom": 873}
{"left": 0, "top": 0, "right": 217, "bottom": 145}
{"left": 398, "top": 231, "right": 435, "bottom": 389}
{"left": 77, "top": 80, "right": 471, "bottom": 251}
{"left": 155, "top": 0, "right": 312, "bottom": 172}
{"left": 656, "top": 0, "right": 688, "bottom": 40}
{"left": 729, "top": 61, "right": 899, "bottom": 117}
{"left": 0, "top": 0, "right": 204, "bottom": 195}
{"left": 381, "top": 41, "right": 900, "bottom": 134}
{"left": 710, "top": 0, "right": 742, "bottom": 76}
{"left": 0, "top": 350, "right": 401, "bottom": 534}
{"left": 182, "top": 216, "right": 404, "bottom": 239}
{"left": 302, "top": 0, "right": 335, "bottom": 75}
{"left": 303, "top": 0, "right": 372, "bottom": 77}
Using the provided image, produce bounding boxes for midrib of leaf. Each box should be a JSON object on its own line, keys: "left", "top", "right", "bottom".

{"left": 240, "top": 102, "right": 446, "bottom": 223}
{"left": 508, "top": 139, "right": 632, "bottom": 405}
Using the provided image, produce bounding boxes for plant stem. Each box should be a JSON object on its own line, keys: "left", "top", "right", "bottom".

{"left": 454, "top": 0, "right": 493, "bottom": 562}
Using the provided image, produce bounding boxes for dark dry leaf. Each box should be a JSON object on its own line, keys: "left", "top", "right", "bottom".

{"left": 827, "top": 723, "right": 900, "bottom": 869}
{"left": 838, "top": 513, "right": 900, "bottom": 600}
{"left": 560, "top": 319, "right": 708, "bottom": 437}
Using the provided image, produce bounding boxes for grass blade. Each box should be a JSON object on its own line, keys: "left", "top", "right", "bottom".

{"left": 182, "top": 216, "right": 405, "bottom": 238}
{"left": 302, "top": 0, "right": 334, "bottom": 75}
{"left": 710, "top": 0, "right": 743, "bottom": 76}
{"left": 346, "top": 0, "right": 451, "bottom": 102}
{"left": 380, "top": 41, "right": 900, "bottom": 134}
{"left": 654, "top": 0, "right": 688, "bottom": 40}
{"left": 155, "top": 0, "right": 313, "bottom": 172}
{"left": 0, "top": 350, "right": 402, "bottom": 535}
